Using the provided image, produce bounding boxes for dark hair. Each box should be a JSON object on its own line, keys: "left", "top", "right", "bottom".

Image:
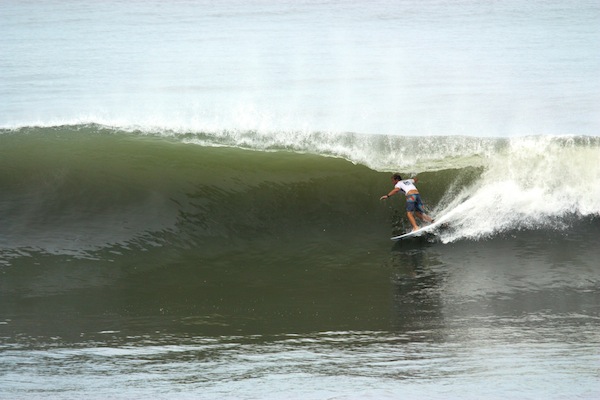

{"left": 392, "top": 173, "right": 402, "bottom": 181}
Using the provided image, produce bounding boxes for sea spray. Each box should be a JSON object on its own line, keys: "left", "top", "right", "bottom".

{"left": 434, "top": 135, "right": 600, "bottom": 242}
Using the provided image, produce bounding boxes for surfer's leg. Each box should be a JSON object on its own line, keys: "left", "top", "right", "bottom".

{"left": 414, "top": 196, "right": 433, "bottom": 223}
{"left": 405, "top": 195, "right": 420, "bottom": 231}
{"left": 406, "top": 212, "right": 419, "bottom": 231}
{"left": 415, "top": 211, "right": 434, "bottom": 223}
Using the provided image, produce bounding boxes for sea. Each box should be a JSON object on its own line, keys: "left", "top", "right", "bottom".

{"left": 1, "top": 1, "right": 600, "bottom": 399}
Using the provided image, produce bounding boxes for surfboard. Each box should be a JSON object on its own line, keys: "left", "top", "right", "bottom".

{"left": 390, "top": 219, "right": 445, "bottom": 241}
{"left": 391, "top": 226, "right": 433, "bottom": 240}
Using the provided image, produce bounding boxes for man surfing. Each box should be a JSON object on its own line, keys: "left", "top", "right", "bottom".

{"left": 380, "top": 173, "right": 434, "bottom": 232}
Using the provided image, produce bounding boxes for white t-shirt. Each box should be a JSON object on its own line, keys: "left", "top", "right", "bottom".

{"left": 395, "top": 179, "right": 417, "bottom": 195}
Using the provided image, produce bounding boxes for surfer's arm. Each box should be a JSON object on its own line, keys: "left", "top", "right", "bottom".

{"left": 380, "top": 187, "right": 401, "bottom": 200}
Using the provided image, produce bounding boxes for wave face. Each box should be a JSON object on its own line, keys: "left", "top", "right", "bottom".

{"left": 0, "top": 125, "right": 388, "bottom": 268}
{"left": 1, "top": 125, "right": 599, "bottom": 267}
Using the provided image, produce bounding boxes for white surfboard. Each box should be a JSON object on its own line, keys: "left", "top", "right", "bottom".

{"left": 390, "top": 219, "right": 445, "bottom": 241}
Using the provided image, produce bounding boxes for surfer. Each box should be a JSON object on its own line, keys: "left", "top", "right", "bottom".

{"left": 380, "top": 173, "right": 434, "bottom": 232}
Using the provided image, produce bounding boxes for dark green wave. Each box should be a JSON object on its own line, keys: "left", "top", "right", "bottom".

{"left": 0, "top": 126, "right": 479, "bottom": 262}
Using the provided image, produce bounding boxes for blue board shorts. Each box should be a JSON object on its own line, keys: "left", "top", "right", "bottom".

{"left": 406, "top": 194, "right": 426, "bottom": 213}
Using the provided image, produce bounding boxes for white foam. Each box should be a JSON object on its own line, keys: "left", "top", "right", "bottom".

{"left": 434, "top": 136, "right": 600, "bottom": 242}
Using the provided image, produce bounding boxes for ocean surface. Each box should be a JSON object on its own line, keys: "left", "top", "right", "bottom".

{"left": 1, "top": 1, "right": 600, "bottom": 399}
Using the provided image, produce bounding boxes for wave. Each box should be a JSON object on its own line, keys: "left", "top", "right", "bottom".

{"left": 0, "top": 119, "right": 502, "bottom": 172}
{"left": 0, "top": 124, "right": 599, "bottom": 265}
{"left": 433, "top": 135, "right": 600, "bottom": 241}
